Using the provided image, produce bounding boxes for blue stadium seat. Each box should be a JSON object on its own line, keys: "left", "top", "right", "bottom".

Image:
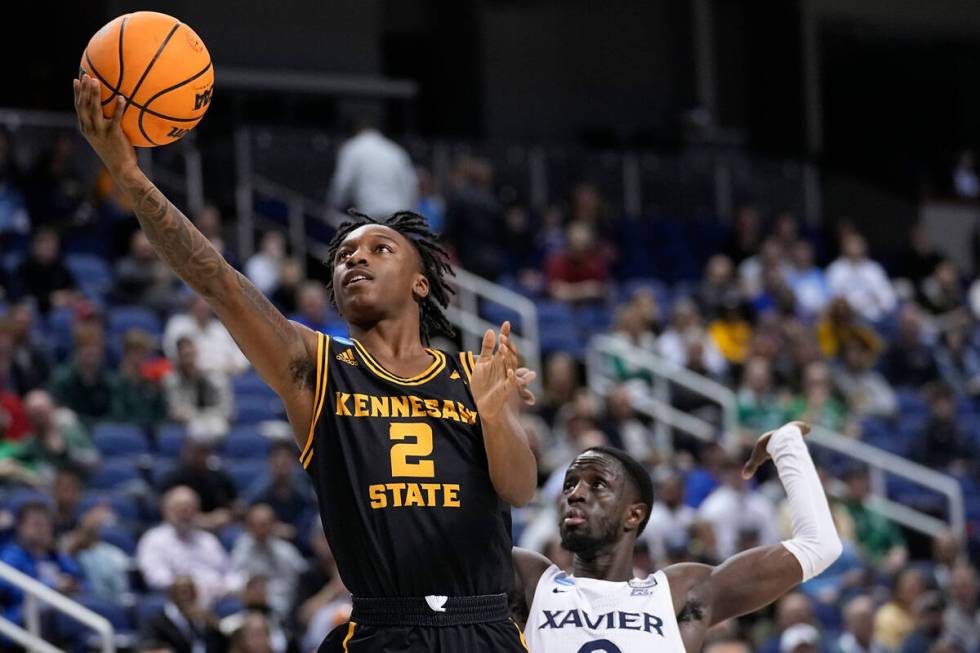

{"left": 65, "top": 254, "right": 113, "bottom": 301}
{"left": 218, "top": 524, "right": 244, "bottom": 552}
{"left": 106, "top": 306, "right": 162, "bottom": 338}
{"left": 224, "top": 459, "right": 267, "bottom": 493}
{"left": 100, "top": 523, "right": 137, "bottom": 555}
{"left": 151, "top": 459, "right": 177, "bottom": 489}
{"left": 88, "top": 460, "right": 142, "bottom": 491}
{"left": 2, "top": 488, "right": 52, "bottom": 512}
{"left": 91, "top": 423, "right": 148, "bottom": 457}
{"left": 156, "top": 423, "right": 187, "bottom": 458}
{"left": 44, "top": 306, "right": 76, "bottom": 361}
{"left": 214, "top": 595, "right": 244, "bottom": 618}
{"left": 76, "top": 493, "right": 140, "bottom": 524}
{"left": 233, "top": 393, "right": 284, "bottom": 423}
{"left": 232, "top": 371, "right": 273, "bottom": 396}
{"left": 137, "top": 594, "right": 168, "bottom": 628}
{"left": 55, "top": 595, "right": 133, "bottom": 640}
{"left": 895, "top": 389, "right": 928, "bottom": 416}
{"left": 222, "top": 426, "right": 272, "bottom": 459}
{"left": 481, "top": 302, "right": 522, "bottom": 330}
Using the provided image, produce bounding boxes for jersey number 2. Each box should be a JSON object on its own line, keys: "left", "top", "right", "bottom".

{"left": 389, "top": 423, "right": 435, "bottom": 477}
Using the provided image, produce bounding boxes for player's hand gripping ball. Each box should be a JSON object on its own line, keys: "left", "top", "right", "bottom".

{"left": 79, "top": 11, "right": 213, "bottom": 147}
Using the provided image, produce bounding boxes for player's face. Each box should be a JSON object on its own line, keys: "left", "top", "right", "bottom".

{"left": 559, "top": 452, "right": 632, "bottom": 554}
{"left": 332, "top": 225, "right": 428, "bottom": 326}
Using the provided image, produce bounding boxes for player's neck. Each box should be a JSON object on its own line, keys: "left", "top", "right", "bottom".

{"left": 572, "top": 543, "right": 635, "bottom": 582}
{"left": 349, "top": 319, "right": 430, "bottom": 371}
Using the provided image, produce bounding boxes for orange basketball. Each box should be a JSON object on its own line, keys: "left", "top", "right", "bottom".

{"left": 80, "top": 11, "right": 214, "bottom": 148}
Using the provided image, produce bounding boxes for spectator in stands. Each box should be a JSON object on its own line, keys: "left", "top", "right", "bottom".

{"left": 163, "top": 336, "right": 233, "bottom": 441}
{"left": 827, "top": 232, "right": 897, "bottom": 323}
{"left": 932, "top": 530, "right": 968, "bottom": 592}
{"left": 110, "top": 328, "right": 166, "bottom": 428}
{"left": 0, "top": 378, "right": 29, "bottom": 442}
{"left": 834, "top": 595, "right": 883, "bottom": 653}
{"left": 289, "top": 281, "right": 345, "bottom": 336}
{"left": 328, "top": 114, "right": 417, "bottom": 219}
{"left": 15, "top": 227, "right": 76, "bottom": 315}
{"left": 245, "top": 231, "right": 286, "bottom": 296}
{"left": 935, "top": 319, "right": 980, "bottom": 396}
{"left": 60, "top": 503, "right": 130, "bottom": 601}
{"left": 4, "top": 303, "right": 51, "bottom": 392}
{"left": 537, "top": 352, "right": 578, "bottom": 427}
{"left": 944, "top": 563, "right": 979, "bottom": 652}
{"left": 708, "top": 293, "right": 753, "bottom": 365}
{"left": 245, "top": 439, "right": 315, "bottom": 537}
{"left": 658, "top": 298, "right": 727, "bottom": 377}
{"left": 219, "top": 575, "right": 294, "bottom": 653}
{"left": 50, "top": 320, "right": 113, "bottom": 422}
{"left": 607, "top": 301, "right": 656, "bottom": 384}
{"left": 269, "top": 257, "right": 302, "bottom": 315}
{"left": 736, "top": 356, "right": 788, "bottom": 434}
{"left": 880, "top": 303, "right": 938, "bottom": 389}
{"left": 50, "top": 465, "right": 83, "bottom": 536}
{"left": 137, "top": 486, "right": 243, "bottom": 607}
{"left": 139, "top": 575, "right": 227, "bottom": 653}
{"left": 545, "top": 221, "right": 609, "bottom": 305}
{"left": 789, "top": 240, "right": 831, "bottom": 321}
{"left": 788, "top": 361, "right": 847, "bottom": 431}
{"left": 230, "top": 504, "right": 306, "bottom": 619}
{"left": 697, "top": 254, "right": 738, "bottom": 320}
{"left": 15, "top": 389, "right": 98, "bottom": 481}
{"left": 841, "top": 467, "right": 907, "bottom": 569}
{"left": 705, "top": 640, "right": 753, "bottom": 653}
{"left": 415, "top": 166, "right": 445, "bottom": 234}
{"left": 697, "top": 455, "right": 780, "bottom": 559}
{"left": 758, "top": 593, "right": 821, "bottom": 653}
{"left": 833, "top": 339, "right": 897, "bottom": 419}
{"left": 918, "top": 259, "right": 964, "bottom": 316}
{"left": 816, "top": 298, "right": 882, "bottom": 360}
{"left": 738, "top": 238, "right": 791, "bottom": 300}
{"left": 0, "top": 128, "right": 30, "bottom": 252}
{"left": 899, "top": 591, "right": 948, "bottom": 653}
{"left": 911, "top": 382, "right": 976, "bottom": 475}
{"left": 228, "top": 610, "right": 276, "bottom": 653}
{"left": 24, "top": 134, "right": 87, "bottom": 232}
{"left": 643, "top": 469, "right": 695, "bottom": 565}
{"left": 159, "top": 440, "right": 238, "bottom": 532}
{"left": 443, "top": 156, "right": 503, "bottom": 280}
{"left": 113, "top": 231, "right": 181, "bottom": 314}
{"left": 163, "top": 294, "right": 249, "bottom": 377}
{"left": 295, "top": 523, "right": 350, "bottom": 653}
{"left": 597, "top": 386, "right": 652, "bottom": 462}
{"left": 501, "top": 203, "right": 542, "bottom": 291}
{"left": 0, "top": 502, "right": 82, "bottom": 626}
{"left": 895, "top": 223, "right": 944, "bottom": 291}
{"left": 723, "top": 204, "right": 762, "bottom": 265}
{"left": 780, "top": 624, "right": 822, "bottom": 653}
{"left": 953, "top": 150, "right": 979, "bottom": 199}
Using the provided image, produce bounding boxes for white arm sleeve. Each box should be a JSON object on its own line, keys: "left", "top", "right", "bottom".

{"left": 767, "top": 424, "right": 843, "bottom": 582}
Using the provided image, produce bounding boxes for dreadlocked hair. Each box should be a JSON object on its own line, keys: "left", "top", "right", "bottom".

{"left": 325, "top": 210, "right": 456, "bottom": 344}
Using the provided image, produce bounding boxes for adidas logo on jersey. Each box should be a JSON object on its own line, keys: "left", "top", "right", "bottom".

{"left": 336, "top": 349, "right": 358, "bottom": 366}
{"left": 449, "top": 370, "right": 461, "bottom": 380}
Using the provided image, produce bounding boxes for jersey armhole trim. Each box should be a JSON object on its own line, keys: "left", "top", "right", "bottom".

{"left": 342, "top": 621, "right": 356, "bottom": 652}
{"left": 511, "top": 618, "right": 530, "bottom": 651}
{"left": 459, "top": 351, "right": 475, "bottom": 382}
{"left": 300, "top": 333, "right": 330, "bottom": 467}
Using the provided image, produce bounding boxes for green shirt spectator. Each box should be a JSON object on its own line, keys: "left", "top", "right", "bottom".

{"left": 109, "top": 329, "right": 166, "bottom": 427}
{"left": 49, "top": 321, "right": 113, "bottom": 422}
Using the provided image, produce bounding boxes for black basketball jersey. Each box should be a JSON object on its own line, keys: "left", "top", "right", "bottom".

{"left": 299, "top": 333, "right": 513, "bottom": 599}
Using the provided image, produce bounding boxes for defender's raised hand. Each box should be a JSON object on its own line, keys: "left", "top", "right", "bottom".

{"left": 742, "top": 420, "right": 811, "bottom": 480}
{"left": 73, "top": 72, "right": 137, "bottom": 175}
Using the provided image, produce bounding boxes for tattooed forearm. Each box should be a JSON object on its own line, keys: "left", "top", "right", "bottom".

{"left": 124, "top": 172, "right": 229, "bottom": 300}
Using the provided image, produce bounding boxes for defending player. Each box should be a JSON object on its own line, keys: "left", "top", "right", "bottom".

{"left": 513, "top": 422, "right": 842, "bottom": 652}
{"left": 74, "top": 74, "right": 537, "bottom": 652}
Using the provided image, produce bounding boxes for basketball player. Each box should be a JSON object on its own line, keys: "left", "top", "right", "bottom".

{"left": 74, "top": 73, "right": 538, "bottom": 652}
{"left": 513, "top": 422, "right": 842, "bottom": 652}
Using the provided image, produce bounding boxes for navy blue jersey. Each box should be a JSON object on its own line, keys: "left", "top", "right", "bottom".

{"left": 300, "top": 333, "right": 513, "bottom": 598}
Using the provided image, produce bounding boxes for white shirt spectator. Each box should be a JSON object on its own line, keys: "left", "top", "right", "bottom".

{"left": 230, "top": 533, "right": 307, "bottom": 618}
{"left": 826, "top": 257, "right": 897, "bottom": 323}
{"left": 328, "top": 128, "right": 418, "bottom": 218}
{"left": 643, "top": 502, "right": 696, "bottom": 563}
{"left": 136, "top": 523, "right": 243, "bottom": 607}
{"left": 163, "top": 313, "right": 249, "bottom": 376}
{"left": 656, "top": 328, "right": 727, "bottom": 377}
{"left": 698, "top": 483, "right": 780, "bottom": 558}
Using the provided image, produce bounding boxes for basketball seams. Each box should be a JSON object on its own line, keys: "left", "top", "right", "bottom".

{"left": 138, "top": 57, "right": 213, "bottom": 145}
{"left": 99, "top": 14, "right": 127, "bottom": 107}
{"left": 121, "top": 19, "right": 181, "bottom": 125}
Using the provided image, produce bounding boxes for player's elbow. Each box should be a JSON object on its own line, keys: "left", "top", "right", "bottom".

{"left": 498, "top": 480, "right": 536, "bottom": 508}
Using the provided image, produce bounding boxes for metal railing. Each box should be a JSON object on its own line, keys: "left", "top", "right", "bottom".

{"left": 586, "top": 335, "right": 967, "bottom": 540}
{"left": 0, "top": 561, "right": 115, "bottom": 653}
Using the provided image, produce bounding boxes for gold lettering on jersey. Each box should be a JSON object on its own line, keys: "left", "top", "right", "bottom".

{"left": 354, "top": 394, "right": 369, "bottom": 417}
{"left": 370, "top": 395, "right": 389, "bottom": 417}
{"left": 336, "top": 392, "right": 352, "bottom": 416}
{"left": 391, "top": 396, "right": 410, "bottom": 417}
{"left": 333, "top": 392, "right": 478, "bottom": 425}
{"left": 367, "top": 482, "right": 463, "bottom": 509}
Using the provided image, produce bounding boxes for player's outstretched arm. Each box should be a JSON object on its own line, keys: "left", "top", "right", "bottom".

{"left": 73, "top": 74, "right": 317, "bottom": 436}
{"left": 511, "top": 546, "right": 552, "bottom": 617}
{"left": 665, "top": 422, "right": 842, "bottom": 649}
{"left": 470, "top": 322, "right": 538, "bottom": 507}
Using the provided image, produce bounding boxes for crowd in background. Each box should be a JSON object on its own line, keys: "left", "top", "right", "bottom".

{"left": 0, "top": 122, "right": 978, "bottom": 653}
